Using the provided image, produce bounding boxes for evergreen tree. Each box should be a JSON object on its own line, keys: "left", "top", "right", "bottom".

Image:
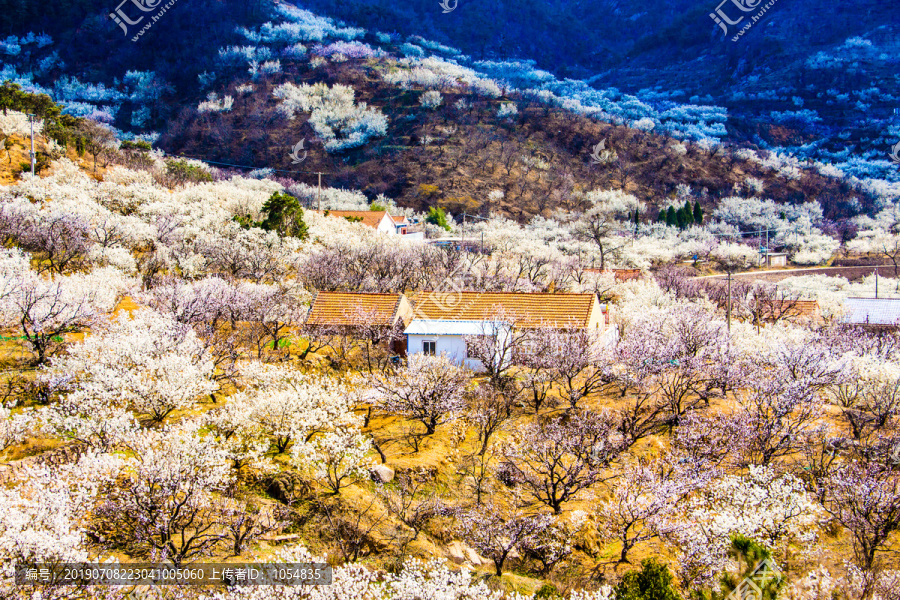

{"left": 675, "top": 207, "right": 686, "bottom": 229}
{"left": 666, "top": 206, "right": 677, "bottom": 227}
{"left": 683, "top": 201, "right": 694, "bottom": 225}
{"left": 244, "top": 192, "right": 309, "bottom": 240}
{"left": 693, "top": 201, "right": 704, "bottom": 225}
{"left": 426, "top": 206, "right": 452, "bottom": 231}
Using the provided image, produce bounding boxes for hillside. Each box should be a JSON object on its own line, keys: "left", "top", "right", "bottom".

{"left": 280, "top": 0, "right": 900, "bottom": 168}
{"left": 0, "top": 146, "right": 899, "bottom": 599}
{"left": 160, "top": 59, "right": 863, "bottom": 221}
{"left": 0, "top": 0, "right": 883, "bottom": 223}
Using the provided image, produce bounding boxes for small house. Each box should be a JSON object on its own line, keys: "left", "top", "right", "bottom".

{"left": 405, "top": 292, "right": 615, "bottom": 369}
{"left": 305, "top": 292, "right": 414, "bottom": 354}
{"left": 319, "top": 210, "right": 413, "bottom": 236}
{"left": 762, "top": 253, "right": 788, "bottom": 268}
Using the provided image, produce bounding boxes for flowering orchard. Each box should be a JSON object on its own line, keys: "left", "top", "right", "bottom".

{"left": 0, "top": 145, "right": 899, "bottom": 600}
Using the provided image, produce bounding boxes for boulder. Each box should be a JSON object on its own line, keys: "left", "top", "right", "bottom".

{"left": 371, "top": 463, "right": 395, "bottom": 483}
{"left": 447, "top": 540, "right": 487, "bottom": 566}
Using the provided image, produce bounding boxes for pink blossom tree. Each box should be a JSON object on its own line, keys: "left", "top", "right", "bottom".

{"left": 455, "top": 502, "right": 562, "bottom": 576}
{"left": 370, "top": 354, "right": 470, "bottom": 438}
{"left": 503, "top": 409, "right": 622, "bottom": 514}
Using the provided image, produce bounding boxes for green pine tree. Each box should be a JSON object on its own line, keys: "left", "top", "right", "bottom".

{"left": 426, "top": 206, "right": 452, "bottom": 231}
{"left": 666, "top": 206, "right": 677, "bottom": 227}
{"left": 683, "top": 201, "right": 694, "bottom": 225}
{"left": 256, "top": 192, "right": 309, "bottom": 240}
{"left": 676, "top": 207, "right": 687, "bottom": 229}
{"left": 693, "top": 201, "right": 704, "bottom": 225}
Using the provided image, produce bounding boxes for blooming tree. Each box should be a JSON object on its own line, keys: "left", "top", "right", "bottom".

{"left": 0, "top": 452, "right": 123, "bottom": 588}
{"left": 232, "top": 363, "right": 359, "bottom": 454}
{"left": 94, "top": 424, "right": 233, "bottom": 566}
{"left": 823, "top": 461, "right": 900, "bottom": 573}
{"left": 455, "top": 502, "right": 561, "bottom": 576}
{"left": 596, "top": 458, "right": 696, "bottom": 564}
{"left": 292, "top": 428, "right": 372, "bottom": 495}
{"left": 47, "top": 308, "right": 217, "bottom": 424}
{"left": 503, "top": 410, "right": 622, "bottom": 514}
{"left": 370, "top": 354, "right": 469, "bottom": 437}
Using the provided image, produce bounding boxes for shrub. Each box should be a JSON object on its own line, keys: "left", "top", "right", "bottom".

{"left": 535, "top": 583, "right": 562, "bottom": 599}
{"left": 420, "top": 91, "right": 443, "bottom": 109}
{"left": 614, "top": 558, "right": 682, "bottom": 600}
{"left": 120, "top": 140, "right": 152, "bottom": 151}
{"left": 425, "top": 206, "right": 451, "bottom": 231}
{"left": 165, "top": 159, "right": 213, "bottom": 186}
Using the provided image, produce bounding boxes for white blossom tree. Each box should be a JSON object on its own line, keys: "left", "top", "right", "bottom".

{"left": 95, "top": 424, "right": 233, "bottom": 566}
{"left": 370, "top": 354, "right": 469, "bottom": 438}
{"left": 47, "top": 308, "right": 217, "bottom": 424}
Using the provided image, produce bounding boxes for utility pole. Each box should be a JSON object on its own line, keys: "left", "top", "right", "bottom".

{"left": 27, "top": 113, "right": 35, "bottom": 177}
{"left": 315, "top": 172, "right": 324, "bottom": 211}
{"left": 726, "top": 270, "right": 732, "bottom": 333}
{"left": 461, "top": 212, "right": 489, "bottom": 253}
{"left": 462, "top": 212, "right": 466, "bottom": 247}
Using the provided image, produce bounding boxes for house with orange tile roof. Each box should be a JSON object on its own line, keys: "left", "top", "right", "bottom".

{"left": 404, "top": 292, "right": 616, "bottom": 369}
{"left": 305, "top": 292, "right": 415, "bottom": 355}
{"left": 318, "top": 210, "right": 413, "bottom": 236}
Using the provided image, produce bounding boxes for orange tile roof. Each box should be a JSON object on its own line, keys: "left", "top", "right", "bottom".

{"left": 306, "top": 292, "right": 403, "bottom": 326}
{"left": 320, "top": 210, "right": 388, "bottom": 229}
{"left": 409, "top": 292, "right": 596, "bottom": 328}
{"left": 391, "top": 215, "right": 408, "bottom": 224}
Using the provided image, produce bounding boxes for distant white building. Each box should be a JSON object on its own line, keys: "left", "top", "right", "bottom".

{"left": 762, "top": 252, "right": 788, "bottom": 268}
{"left": 843, "top": 298, "right": 900, "bottom": 328}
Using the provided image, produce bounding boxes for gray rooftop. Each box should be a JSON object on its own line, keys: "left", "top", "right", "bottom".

{"left": 404, "top": 319, "right": 502, "bottom": 336}
{"left": 844, "top": 298, "right": 900, "bottom": 325}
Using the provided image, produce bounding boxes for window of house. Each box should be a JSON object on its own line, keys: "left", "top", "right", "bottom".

{"left": 423, "top": 340, "right": 436, "bottom": 356}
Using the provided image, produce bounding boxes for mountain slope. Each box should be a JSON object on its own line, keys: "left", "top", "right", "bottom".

{"left": 0, "top": 0, "right": 889, "bottom": 222}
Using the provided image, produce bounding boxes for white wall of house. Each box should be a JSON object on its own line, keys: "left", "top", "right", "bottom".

{"left": 375, "top": 214, "right": 397, "bottom": 235}
{"left": 406, "top": 333, "right": 484, "bottom": 370}
{"left": 405, "top": 320, "right": 491, "bottom": 370}
{"left": 405, "top": 317, "right": 616, "bottom": 371}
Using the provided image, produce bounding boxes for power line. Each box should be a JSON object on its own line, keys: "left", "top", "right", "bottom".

{"left": 173, "top": 154, "right": 333, "bottom": 176}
